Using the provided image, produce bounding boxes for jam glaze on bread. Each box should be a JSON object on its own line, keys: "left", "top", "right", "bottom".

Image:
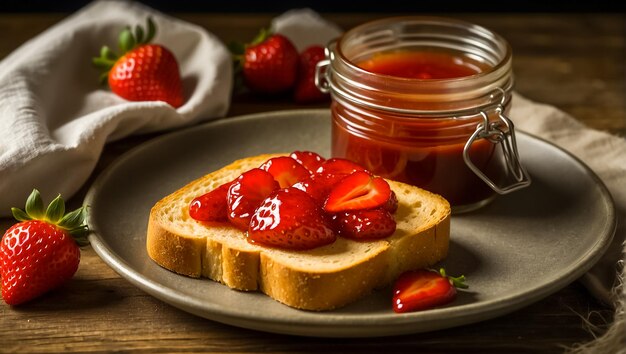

{"left": 146, "top": 154, "right": 451, "bottom": 311}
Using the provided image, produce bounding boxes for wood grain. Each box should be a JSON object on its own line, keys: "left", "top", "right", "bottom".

{"left": 0, "top": 12, "right": 623, "bottom": 353}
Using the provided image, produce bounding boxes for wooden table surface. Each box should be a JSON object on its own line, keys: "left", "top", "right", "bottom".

{"left": 0, "top": 11, "right": 624, "bottom": 353}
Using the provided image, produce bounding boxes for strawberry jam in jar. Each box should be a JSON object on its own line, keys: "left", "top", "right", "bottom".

{"left": 316, "top": 17, "right": 530, "bottom": 212}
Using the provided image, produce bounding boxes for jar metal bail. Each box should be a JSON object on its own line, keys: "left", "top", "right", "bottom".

{"left": 462, "top": 108, "right": 531, "bottom": 194}
{"left": 314, "top": 40, "right": 335, "bottom": 94}
{"left": 314, "top": 59, "right": 331, "bottom": 94}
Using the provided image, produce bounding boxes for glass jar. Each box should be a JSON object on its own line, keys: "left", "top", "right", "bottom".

{"left": 316, "top": 16, "right": 531, "bottom": 213}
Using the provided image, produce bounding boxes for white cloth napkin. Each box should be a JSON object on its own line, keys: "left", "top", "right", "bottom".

{"left": 0, "top": 0, "right": 232, "bottom": 215}
{"left": 271, "top": 8, "right": 343, "bottom": 52}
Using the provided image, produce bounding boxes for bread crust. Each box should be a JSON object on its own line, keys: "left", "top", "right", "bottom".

{"left": 146, "top": 154, "right": 451, "bottom": 311}
{"left": 259, "top": 246, "right": 389, "bottom": 310}
{"left": 146, "top": 210, "right": 204, "bottom": 278}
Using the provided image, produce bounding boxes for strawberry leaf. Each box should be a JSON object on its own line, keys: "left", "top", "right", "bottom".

{"left": 144, "top": 17, "right": 156, "bottom": 44}
{"left": 135, "top": 24, "right": 145, "bottom": 44}
{"left": 58, "top": 207, "right": 85, "bottom": 230}
{"left": 98, "top": 72, "right": 110, "bottom": 85}
{"left": 438, "top": 268, "right": 469, "bottom": 289}
{"left": 118, "top": 28, "right": 136, "bottom": 54}
{"left": 250, "top": 27, "right": 271, "bottom": 46}
{"left": 92, "top": 57, "right": 115, "bottom": 69}
{"left": 71, "top": 226, "right": 91, "bottom": 247}
{"left": 45, "top": 194, "right": 65, "bottom": 224}
{"left": 228, "top": 41, "right": 245, "bottom": 56}
{"left": 100, "top": 46, "right": 117, "bottom": 60}
{"left": 11, "top": 207, "right": 31, "bottom": 222}
{"left": 25, "top": 189, "right": 44, "bottom": 219}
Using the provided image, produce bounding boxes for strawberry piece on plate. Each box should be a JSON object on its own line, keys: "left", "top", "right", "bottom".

{"left": 324, "top": 171, "right": 391, "bottom": 212}
{"left": 248, "top": 188, "right": 336, "bottom": 250}
{"left": 189, "top": 182, "right": 232, "bottom": 222}
{"left": 289, "top": 150, "right": 326, "bottom": 174}
{"left": 333, "top": 208, "right": 396, "bottom": 240}
{"left": 393, "top": 268, "right": 468, "bottom": 313}
{"left": 259, "top": 156, "right": 311, "bottom": 188}
{"left": 227, "top": 168, "right": 279, "bottom": 230}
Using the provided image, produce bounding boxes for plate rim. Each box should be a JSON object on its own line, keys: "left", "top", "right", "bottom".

{"left": 84, "top": 109, "right": 616, "bottom": 337}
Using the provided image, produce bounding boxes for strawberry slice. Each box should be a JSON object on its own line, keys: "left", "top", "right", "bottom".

{"left": 315, "top": 158, "right": 367, "bottom": 176}
{"left": 384, "top": 191, "right": 399, "bottom": 213}
{"left": 289, "top": 150, "right": 326, "bottom": 174}
{"left": 333, "top": 208, "right": 396, "bottom": 240}
{"left": 248, "top": 188, "right": 336, "bottom": 250}
{"left": 393, "top": 268, "right": 468, "bottom": 313}
{"left": 324, "top": 171, "right": 391, "bottom": 212}
{"left": 227, "top": 168, "right": 279, "bottom": 230}
{"left": 292, "top": 173, "right": 346, "bottom": 204}
{"left": 259, "top": 156, "right": 311, "bottom": 188}
{"left": 189, "top": 181, "right": 232, "bottom": 222}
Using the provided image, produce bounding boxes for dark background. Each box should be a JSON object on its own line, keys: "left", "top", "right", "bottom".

{"left": 1, "top": 0, "right": 623, "bottom": 13}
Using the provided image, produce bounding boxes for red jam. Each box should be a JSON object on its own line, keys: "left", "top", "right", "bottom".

{"left": 331, "top": 49, "right": 505, "bottom": 208}
{"left": 357, "top": 50, "right": 486, "bottom": 79}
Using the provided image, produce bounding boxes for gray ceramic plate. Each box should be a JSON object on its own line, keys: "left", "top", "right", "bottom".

{"left": 85, "top": 109, "right": 616, "bottom": 337}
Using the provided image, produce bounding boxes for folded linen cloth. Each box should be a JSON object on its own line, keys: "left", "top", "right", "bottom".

{"left": 0, "top": 0, "right": 232, "bottom": 215}
{"left": 511, "top": 95, "right": 626, "bottom": 352}
{"left": 511, "top": 94, "right": 626, "bottom": 306}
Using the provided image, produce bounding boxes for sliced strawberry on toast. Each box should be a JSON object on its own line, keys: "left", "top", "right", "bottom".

{"left": 227, "top": 168, "right": 279, "bottom": 230}
{"left": 292, "top": 173, "right": 346, "bottom": 204}
{"left": 315, "top": 158, "right": 367, "bottom": 176}
{"left": 290, "top": 151, "right": 326, "bottom": 174}
{"left": 248, "top": 188, "right": 336, "bottom": 250}
{"left": 324, "top": 171, "right": 391, "bottom": 212}
{"left": 189, "top": 181, "right": 232, "bottom": 222}
{"left": 333, "top": 208, "right": 396, "bottom": 240}
{"left": 259, "top": 156, "right": 311, "bottom": 188}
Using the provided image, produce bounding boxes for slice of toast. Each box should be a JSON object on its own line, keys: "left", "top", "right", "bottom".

{"left": 146, "top": 154, "right": 451, "bottom": 311}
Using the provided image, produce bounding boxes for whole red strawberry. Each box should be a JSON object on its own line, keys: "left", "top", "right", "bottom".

{"left": 233, "top": 29, "right": 299, "bottom": 94}
{"left": 0, "top": 189, "right": 88, "bottom": 306}
{"left": 293, "top": 45, "right": 329, "bottom": 104}
{"left": 93, "top": 17, "right": 184, "bottom": 108}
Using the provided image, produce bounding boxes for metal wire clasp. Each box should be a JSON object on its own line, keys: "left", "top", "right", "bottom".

{"left": 315, "top": 59, "right": 330, "bottom": 93}
{"left": 463, "top": 107, "right": 531, "bottom": 194}
{"left": 314, "top": 41, "right": 335, "bottom": 94}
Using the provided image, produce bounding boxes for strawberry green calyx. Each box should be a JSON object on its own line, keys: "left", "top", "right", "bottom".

{"left": 438, "top": 268, "right": 469, "bottom": 289}
{"left": 11, "top": 189, "right": 90, "bottom": 247}
{"left": 92, "top": 17, "right": 157, "bottom": 83}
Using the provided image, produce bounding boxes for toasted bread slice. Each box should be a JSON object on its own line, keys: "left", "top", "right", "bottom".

{"left": 146, "top": 154, "right": 450, "bottom": 311}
